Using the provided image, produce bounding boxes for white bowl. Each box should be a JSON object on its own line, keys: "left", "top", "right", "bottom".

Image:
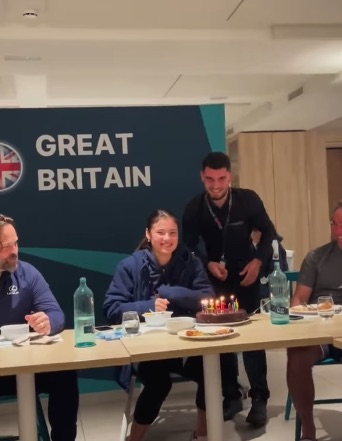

{"left": 165, "top": 317, "right": 195, "bottom": 334}
{"left": 1, "top": 324, "right": 29, "bottom": 341}
{"left": 142, "top": 311, "right": 173, "bottom": 327}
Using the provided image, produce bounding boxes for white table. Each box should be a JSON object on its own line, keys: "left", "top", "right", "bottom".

{"left": 122, "top": 315, "right": 342, "bottom": 441}
{"left": 0, "top": 330, "right": 130, "bottom": 441}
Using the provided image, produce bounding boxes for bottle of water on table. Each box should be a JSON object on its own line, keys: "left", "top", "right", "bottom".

{"left": 74, "top": 277, "right": 96, "bottom": 347}
{"left": 269, "top": 240, "right": 289, "bottom": 325}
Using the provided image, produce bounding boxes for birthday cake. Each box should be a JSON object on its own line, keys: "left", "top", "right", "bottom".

{"left": 196, "top": 309, "right": 248, "bottom": 324}
{"left": 197, "top": 295, "right": 248, "bottom": 323}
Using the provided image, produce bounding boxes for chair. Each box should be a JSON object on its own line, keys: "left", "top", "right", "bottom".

{"left": 119, "top": 376, "right": 136, "bottom": 441}
{"left": 284, "top": 271, "right": 342, "bottom": 441}
{"left": 284, "top": 270, "right": 298, "bottom": 422}
{"left": 0, "top": 395, "right": 50, "bottom": 441}
{"left": 286, "top": 358, "right": 342, "bottom": 441}
{"left": 285, "top": 270, "right": 299, "bottom": 297}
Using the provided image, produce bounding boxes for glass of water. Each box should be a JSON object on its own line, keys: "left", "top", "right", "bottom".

{"left": 122, "top": 311, "right": 140, "bottom": 336}
{"left": 317, "top": 295, "right": 334, "bottom": 320}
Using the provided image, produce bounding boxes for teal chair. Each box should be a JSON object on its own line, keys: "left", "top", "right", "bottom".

{"left": 284, "top": 271, "right": 342, "bottom": 441}
{"left": 0, "top": 395, "right": 50, "bottom": 441}
{"left": 284, "top": 270, "right": 299, "bottom": 422}
{"left": 285, "top": 270, "right": 299, "bottom": 296}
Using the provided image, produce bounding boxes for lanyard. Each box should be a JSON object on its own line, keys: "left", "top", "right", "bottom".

{"left": 205, "top": 190, "right": 232, "bottom": 262}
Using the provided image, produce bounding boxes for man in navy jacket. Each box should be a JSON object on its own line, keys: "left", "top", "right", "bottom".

{"left": 0, "top": 214, "right": 79, "bottom": 441}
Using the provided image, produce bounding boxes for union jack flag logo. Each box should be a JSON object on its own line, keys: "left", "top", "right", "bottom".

{"left": 0, "top": 143, "right": 23, "bottom": 192}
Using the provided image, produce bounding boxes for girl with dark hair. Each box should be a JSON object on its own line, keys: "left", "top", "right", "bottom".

{"left": 103, "top": 209, "right": 214, "bottom": 441}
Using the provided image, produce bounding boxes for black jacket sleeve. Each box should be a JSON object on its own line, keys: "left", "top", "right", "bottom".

{"left": 246, "top": 190, "right": 275, "bottom": 265}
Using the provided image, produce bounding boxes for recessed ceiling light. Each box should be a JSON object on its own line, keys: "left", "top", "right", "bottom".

{"left": 4, "top": 56, "right": 42, "bottom": 62}
{"left": 22, "top": 9, "right": 39, "bottom": 19}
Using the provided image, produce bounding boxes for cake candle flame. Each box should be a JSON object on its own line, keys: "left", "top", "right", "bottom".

{"left": 220, "top": 296, "right": 225, "bottom": 313}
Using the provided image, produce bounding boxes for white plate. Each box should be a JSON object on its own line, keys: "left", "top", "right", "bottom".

{"left": 177, "top": 326, "right": 236, "bottom": 340}
{"left": 196, "top": 318, "right": 251, "bottom": 327}
{"left": 290, "top": 304, "right": 341, "bottom": 315}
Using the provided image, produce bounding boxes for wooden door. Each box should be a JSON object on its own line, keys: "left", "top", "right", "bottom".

{"left": 326, "top": 148, "right": 342, "bottom": 216}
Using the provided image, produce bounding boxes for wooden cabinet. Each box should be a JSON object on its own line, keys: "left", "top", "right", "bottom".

{"left": 272, "top": 132, "right": 310, "bottom": 268}
{"left": 231, "top": 131, "right": 332, "bottom": 269}
{"left": 235, "top": 133, "right": 275, "bottom": 222}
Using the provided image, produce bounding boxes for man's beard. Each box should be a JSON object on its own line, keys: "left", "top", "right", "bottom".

{"left": 0, "top": 256, "right": 18, "bottom": 272}
{"left": 209, "top": 189, "right": 228, "bottom": 201}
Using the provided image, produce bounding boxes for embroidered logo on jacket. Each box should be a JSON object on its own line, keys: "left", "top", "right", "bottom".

{"left": 7, "top": 285, "right": 19, "bottom": 295}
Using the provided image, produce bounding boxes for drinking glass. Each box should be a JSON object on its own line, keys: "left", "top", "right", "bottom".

{"left": 122, "top": 311, "right": 140, "bottom": 336}
{"left": 317, "top": 295, "right": 334, "bottom": 320}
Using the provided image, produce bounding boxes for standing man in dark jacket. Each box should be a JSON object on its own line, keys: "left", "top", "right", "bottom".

{"left": 182, "top": 152, "right": 275, "bottom": 427}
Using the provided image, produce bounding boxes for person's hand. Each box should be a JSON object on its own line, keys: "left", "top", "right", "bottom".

{"left": 25, "top": 312, "right": 51, "bottom": 335}
{"left": 208, "top": 261, "right": 228, "bottom": 281}
{"left": 155, "top": 298, "right": 169, "bottom": 312}
{"left": 239, "top": 259, "right": 262, "bottom": 287}
{"left": 251, "top": 229, "right": 262, "bottom": 245}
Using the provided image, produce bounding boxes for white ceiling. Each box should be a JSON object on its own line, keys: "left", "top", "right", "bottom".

{"left": 1, "top": 0, "right": 342, "bottom": 134}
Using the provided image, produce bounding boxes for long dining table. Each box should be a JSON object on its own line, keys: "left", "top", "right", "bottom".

{"left": 3, "top": 315, "right": 342, "bottom": 441}
{"left": 332, "top": 337, "right": 342, "bottom": 349}
{"left": 0, "top": 331, "right": 130, "bottom": 441}
{"left": 121, "top": 314, "right": 342, "bottom": 441}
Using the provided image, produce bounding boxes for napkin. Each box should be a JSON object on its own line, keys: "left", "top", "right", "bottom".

{"left": 12, "top": 332, "right": 62, "bottom": 347}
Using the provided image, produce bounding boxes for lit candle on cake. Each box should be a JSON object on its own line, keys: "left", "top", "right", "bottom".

{"left": 215, "top": 299, "right": 220, "bottom": 314}
{"left": 201, "top": 300, "right": 205, "bottom": 312}
{"left": 209, "top": 298, "right": 214, "bottom": 313}
{"left": 220, "top": 296, "right": 225, "bottom": 313}
{"left": 235, "top": 299, "right": 239, "bottom": 310}
{"left": 203, "top": 299, "right": 209, "bottom": 313}
{"left": 230, "top": 295, "right": 235, "bottom": 308}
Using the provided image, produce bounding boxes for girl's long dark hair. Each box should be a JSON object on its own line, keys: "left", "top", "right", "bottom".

{"left": 136, "top": 209, "right": 178, "bottom": 250}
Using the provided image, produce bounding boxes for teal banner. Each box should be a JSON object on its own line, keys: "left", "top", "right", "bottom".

{"left": 0, "top": 104, "right": 225, "bottom": 327}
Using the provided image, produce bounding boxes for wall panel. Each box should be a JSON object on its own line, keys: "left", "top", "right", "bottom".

{"left": 237, "top": 133, "right": 276, "bottom": 223}
{"left": 272, "top": 132, "right": 310, "bottom": 269}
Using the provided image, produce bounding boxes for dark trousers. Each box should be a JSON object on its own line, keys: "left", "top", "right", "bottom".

{"left": 213, "top": 276, "right": 270, "bottom": 401}
{"left": 134, "top": 357, "right": 205, "bottom": 425}
{"left": 0, "top": 370, "right": 79, "bottom": 441}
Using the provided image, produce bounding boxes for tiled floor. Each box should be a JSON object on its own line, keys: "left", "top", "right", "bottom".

{"left": 1, "top": 349, "right": 342, "bottom": 440}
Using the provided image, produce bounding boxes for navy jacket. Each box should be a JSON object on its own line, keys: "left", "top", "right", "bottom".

{"left": 104, "top": 245, "right": 214, "bottom": 325}
{"left": 103, "top": 245, "right": 214, "bottom": 390}
{"left": 0, "top": 260, "right": 65, "bottom": 335}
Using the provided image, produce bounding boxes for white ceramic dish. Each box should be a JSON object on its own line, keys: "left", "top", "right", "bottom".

{"left": 196, "top": 318, "right": 251, "bottom": 327}
{"left": 177, "top": 326, "right": 236, "bottom": 340}
{"left": 142, "top": 311, "right": 173, "bottom": 327}
{"left": 165, "top": 317, "right": 195, "bottom": 334}
{"left": 0, "top": 324, "right": 29, "bottom": 341}
{"left": 290, "top": 304, "right": 341, "bottom": 316}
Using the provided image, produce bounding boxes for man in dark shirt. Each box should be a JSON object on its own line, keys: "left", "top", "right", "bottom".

{"left": 183, "top": 152, "right": 275, "bottom": 427}
{"left": 287, "top": 201, "right": 342, "bottom": 441}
